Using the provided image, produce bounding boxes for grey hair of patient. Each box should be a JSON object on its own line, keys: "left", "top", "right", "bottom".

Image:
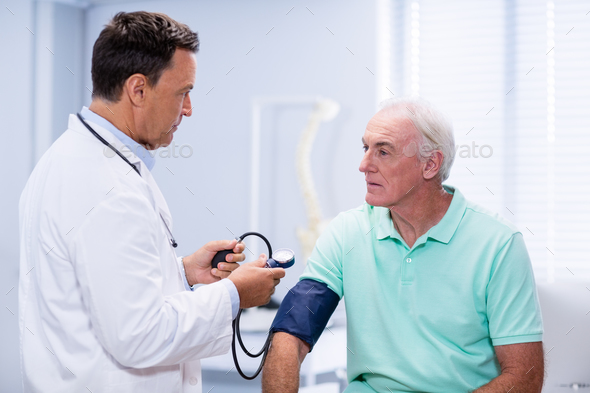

{"left": 378, "top": 97, "right": 456, "bottom": 182}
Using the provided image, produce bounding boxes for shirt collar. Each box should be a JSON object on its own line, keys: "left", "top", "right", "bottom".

{"left": 375, "top": 185, "right": 466, "bottom": 245}
{"left": 80, "top": 106, "right": 156, "bottom": 171}
{"left": 375, "top": 206, "right": 400, "bottom": 241}
{"left": 424, "top": 185, "right": 466, "bottom": 244}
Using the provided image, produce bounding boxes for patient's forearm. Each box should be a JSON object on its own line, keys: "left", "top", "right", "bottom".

{"left": 262, "top": 332, "right": 309, "bottom": 393}
{"left": 474, "top": 342, "right": 544, "bottom": 393}
{"left": 474, "top": 372, "right": 542, "bottom": 393}
{"left": 474, "top": 374, "right": 523, "bottom": 392}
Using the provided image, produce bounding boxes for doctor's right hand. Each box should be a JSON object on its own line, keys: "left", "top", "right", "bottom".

{"left": 227, "top": 254, "right": 285, "bottom": 309}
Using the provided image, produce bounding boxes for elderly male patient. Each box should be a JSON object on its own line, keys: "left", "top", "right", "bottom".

{"left": 262, "top": 98, "right": 544, "bottom": 392}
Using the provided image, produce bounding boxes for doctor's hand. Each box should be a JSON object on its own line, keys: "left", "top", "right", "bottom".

{"left": 227, "top": 254, "right": 286, "bottom": 309}
{"left": 183, "top": 239, "right": 245, "bottom": 286}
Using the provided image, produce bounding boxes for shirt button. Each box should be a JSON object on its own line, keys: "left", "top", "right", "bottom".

{"left": 406, "top": 258, "right": 412, "bottom": 263}
{"left": 189, "top": 377, "right": 198, "bottom": 386}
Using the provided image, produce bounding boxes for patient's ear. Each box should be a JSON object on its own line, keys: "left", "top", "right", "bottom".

{"left": 423, "top": 150, "right": 443, "bottom": 180}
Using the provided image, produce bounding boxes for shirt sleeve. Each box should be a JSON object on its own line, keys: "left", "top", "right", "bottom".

{"left": 220, "top": 279, "right": 240, "bottom": 319}
{"left": 486, "top": 232, "right": 544, "bottom": 346}
{"left": 177, "top": 256, "right": 193, "bottom": 291}
{"left": 299, "top": 214, "right": 345, "bottom": 298}
{"left": 177, "top": 256, "right": 239, "bottom": 319}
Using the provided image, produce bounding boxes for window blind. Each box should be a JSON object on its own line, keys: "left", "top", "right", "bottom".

{"left": 388, "top": 0, "right": 590, "bottom": 281}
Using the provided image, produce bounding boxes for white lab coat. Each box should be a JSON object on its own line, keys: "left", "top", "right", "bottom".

{"left": 19, "top": 114, "right": 233, "bottom": 393}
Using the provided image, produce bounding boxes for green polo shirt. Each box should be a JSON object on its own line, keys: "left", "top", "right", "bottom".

{"left": 300, "top": 185, "right": 543, "bottom": 392}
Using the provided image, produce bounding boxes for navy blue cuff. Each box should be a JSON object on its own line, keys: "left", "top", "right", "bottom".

{"left": 270, "top": 279, "right": 340, "bottom": 351}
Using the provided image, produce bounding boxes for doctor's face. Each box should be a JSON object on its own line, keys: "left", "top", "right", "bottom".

{"left": 358, "top": 111, "right": 423, "bottom": 209}
{"left": 138, "top": 48, "right": 196, "bottom": 149}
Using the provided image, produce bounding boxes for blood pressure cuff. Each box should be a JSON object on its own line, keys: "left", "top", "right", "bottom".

{"left": 270, "top": 279, "right": 340, "bottom": 352}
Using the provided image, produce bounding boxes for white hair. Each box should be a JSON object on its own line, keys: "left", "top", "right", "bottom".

{"left": 377, "top": 97, "right": 455, "bottom": 182}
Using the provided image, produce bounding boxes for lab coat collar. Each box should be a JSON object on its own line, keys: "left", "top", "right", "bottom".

{"left": 80, "top": 107, "right": 156, "bottom": 171}
{"left": 70, "top": 113, "right": 147, "bottom": 176}
{"left": 69, "top": 114, "right": 174, "bottom": 228}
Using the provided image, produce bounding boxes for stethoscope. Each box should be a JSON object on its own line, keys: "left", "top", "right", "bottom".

{"left": 77, "top": 113, "right": 178, "bottom": 248}
{"left": 78, "top": 112, "right": 296, "bottom": 380}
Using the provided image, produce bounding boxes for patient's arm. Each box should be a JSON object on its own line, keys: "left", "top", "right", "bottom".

{"left": 261, "top": 279, "right": 340, "bottom": 393}
{"left": 474, "top": 342, "right": 544, "bottom": 392}
{"left": 262, "top": 332, "right": 310, "bottom": 393}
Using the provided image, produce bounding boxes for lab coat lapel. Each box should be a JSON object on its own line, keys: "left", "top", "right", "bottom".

{"left": 71, "top": 114, "right": 174, "bottom": 228}
{"left": 70, "top": 114, "right": 145, "bottom": 173}
{"left": 142, "top": 169, "right": 174, "bottom": 230}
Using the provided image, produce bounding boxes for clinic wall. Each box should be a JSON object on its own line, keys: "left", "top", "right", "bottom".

{"left": 50, "top": 3, "right": 85, "bottom": 141}
{"left": 0, "top": 0, "right": 34, "bottom": 390}
{"left": 33, "top": 1, "right": 85, "bottom": 160}
{"left": 1, "top": 1, "right": 85, "bottom": 390}
{"left": 83, "top": 0, "right": 376, "bottom": 294}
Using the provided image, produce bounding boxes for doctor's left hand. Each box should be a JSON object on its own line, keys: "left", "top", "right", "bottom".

{"left": 182, "top": 239, "right": 245, "bottom": 286}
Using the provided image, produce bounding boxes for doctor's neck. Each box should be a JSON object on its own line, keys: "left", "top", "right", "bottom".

{"left": 88, "top": 98, "right": 144, "bottom": 146}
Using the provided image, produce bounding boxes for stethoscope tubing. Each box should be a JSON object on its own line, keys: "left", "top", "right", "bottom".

{"left": 77, "top": 113, "right": 177, "bottom": 248}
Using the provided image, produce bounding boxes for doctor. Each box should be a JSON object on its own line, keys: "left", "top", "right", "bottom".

{"left": 19, "top": 11, "right": 284, "bottom": 393}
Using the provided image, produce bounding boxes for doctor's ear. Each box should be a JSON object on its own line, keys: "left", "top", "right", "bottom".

{"left": 125, "top": 73, "right": 148, "bottom": 105}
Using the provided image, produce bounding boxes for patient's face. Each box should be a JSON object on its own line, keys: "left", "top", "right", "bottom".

{"left": 358, "top": 111, "right": 423, "bottom": 209}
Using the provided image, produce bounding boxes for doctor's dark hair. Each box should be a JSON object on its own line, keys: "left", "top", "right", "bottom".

{"left": 91, "top": 11, "right": 199, "bottom": 102}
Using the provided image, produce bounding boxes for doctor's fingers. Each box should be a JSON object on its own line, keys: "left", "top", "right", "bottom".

{"left": 211, "top": 269, "right": 232, "bottom": 279}
{"left": 204, "top": 239, "right": 241, "bottom": 255}
{"left": 227, "top": 252, "right": 245, "bottom": 263}
{"left": 266, "top": 267, "right": 286, "bottom": 279}
{"left": 215, "top": 261, "right": 240, "bottom": 272}
{"left": 232, "top": 242, "right": 245, "bottom": 254}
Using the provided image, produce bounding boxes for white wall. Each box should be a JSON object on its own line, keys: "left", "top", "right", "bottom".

{"left": 0, "top": 0, "right": 34, "bottom": 390}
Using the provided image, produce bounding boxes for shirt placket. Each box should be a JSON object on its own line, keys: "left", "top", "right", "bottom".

{"left": 401, "top": 251, "right": 415, "bottom": 285}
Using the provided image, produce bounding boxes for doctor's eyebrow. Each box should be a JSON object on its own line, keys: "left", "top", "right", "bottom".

{"left": 179, "top": 83, "right": 194, "bottom": 92}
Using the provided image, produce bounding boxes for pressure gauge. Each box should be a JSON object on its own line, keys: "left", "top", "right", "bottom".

{"left": 266, "top": 248, "right": 295, "bottom": 269}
